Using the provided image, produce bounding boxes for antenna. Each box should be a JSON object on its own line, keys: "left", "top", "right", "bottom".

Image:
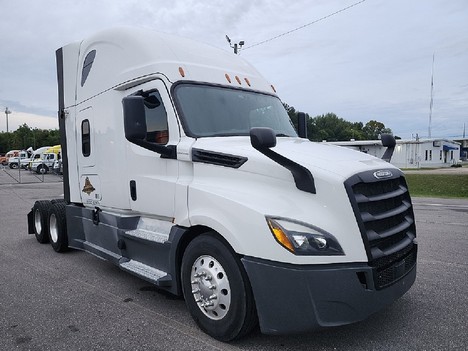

{"left": 428, "top": 53, "right": 435, "bottom": 138}
{"left": 226, "top": 35, "right": 244, "bottom": 54}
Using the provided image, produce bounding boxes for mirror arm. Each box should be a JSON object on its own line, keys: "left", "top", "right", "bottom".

{"left": 129, "top": 139, "right": 177, "bottom": 159}
{"left": 250, "top": 128, "right": 315, "bottom": 194}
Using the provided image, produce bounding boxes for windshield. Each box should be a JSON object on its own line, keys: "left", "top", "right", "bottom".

{"left": 174, "top": 84, "right": 297, "bottom": 138}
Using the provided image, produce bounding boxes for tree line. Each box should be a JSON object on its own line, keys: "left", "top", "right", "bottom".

{"left": 0, "top": 124, "right": 60, "bottom": 154}
{"left": 284, "top": 103, "right": 396, "bottom": 141}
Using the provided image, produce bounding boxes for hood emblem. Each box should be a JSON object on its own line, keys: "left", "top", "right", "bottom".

{"left": 82, "top": 177, "right": 96, "bottom": 195}
{"left": 373, "top": 170, "right": 393, "bottom": 179}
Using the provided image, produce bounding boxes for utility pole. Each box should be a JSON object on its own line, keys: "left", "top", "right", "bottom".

{"left": 428, "top": 53, "right": 435, "bottom": 139}
{"left": 225, "top": 35, "right": 244, "bottom": 54}
{"left": 4, "top": 107, "right": 11, "bottom": 133}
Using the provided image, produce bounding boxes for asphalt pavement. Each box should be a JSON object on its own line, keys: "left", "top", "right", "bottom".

{"left": 0, "top": 174, "right": 467, "bottom": 350}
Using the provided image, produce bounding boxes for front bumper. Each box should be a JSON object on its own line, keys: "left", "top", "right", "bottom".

{"left": 242, "top": 253, "right": 416, "bottom": 335}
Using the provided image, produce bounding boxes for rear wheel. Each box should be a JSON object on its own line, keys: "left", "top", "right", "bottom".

{"left": 48, "top": 202, "right": 68, "bottom": 252}
{"left": 32, "top": 200, "right": 52, "bottom": 243}
{"left": 181, "top": 233, "right": 257, "bottom": 341}
{"left": 9, "top": 163, "right": 18, "bottom": 169}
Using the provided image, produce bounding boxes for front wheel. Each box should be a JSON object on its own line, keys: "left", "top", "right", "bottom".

{"left": 181, "top": 233, "right": 257, "bottom": 341}
{"left": 36, "top": 165, "right": 48, "bottom": 174}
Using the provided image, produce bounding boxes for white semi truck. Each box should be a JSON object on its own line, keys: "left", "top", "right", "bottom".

{"left": 28, "top": 28, "right": 417, "bottom": 341}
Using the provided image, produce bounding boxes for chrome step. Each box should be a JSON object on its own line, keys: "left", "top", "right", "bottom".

{"left": 123, "top": 217, "right": 172, "bottom": 243}
{"left": 120, "top": 259, "right": 169, "bottom": 285}
{"left": 124, "top": 228, "right": 168, "bottom": 243}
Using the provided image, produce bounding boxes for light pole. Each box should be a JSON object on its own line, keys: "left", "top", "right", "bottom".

{"left": 5, "top": 107, "right": 11, "bottom": 133}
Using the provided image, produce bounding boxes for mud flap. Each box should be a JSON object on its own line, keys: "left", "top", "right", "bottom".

{"left": 27, "top": 210, "right": 34, "bottom": 234}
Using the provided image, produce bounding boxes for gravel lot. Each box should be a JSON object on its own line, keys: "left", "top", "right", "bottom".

{"left": 0, "top": 172, "right": 467, "bottom": 350}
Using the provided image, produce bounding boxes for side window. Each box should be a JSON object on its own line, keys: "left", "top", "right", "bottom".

{"left": 82, "top": 119, "right": 91, "bottom": 157}
{"left": 143, "top": 91, "right": 168, "bottom": 145}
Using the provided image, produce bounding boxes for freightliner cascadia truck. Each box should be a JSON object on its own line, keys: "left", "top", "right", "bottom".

{"left": 28, "top": 27, "right": 417, "bottom": 341}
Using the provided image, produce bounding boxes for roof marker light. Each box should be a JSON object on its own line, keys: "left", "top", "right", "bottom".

{"left": 225, "top": 74, "right": 232, "bottom": 83}
{"left": 244, "top": 78, "right": 251, "bottom": 87}
{"left": 178, "top": 67, "right": 185, "bottom": 77}
{"left": 271, "top": 85, "right": 276, "bottom": 93}
{"left": 235, "top": 76, "right": 242, "bottom": 85}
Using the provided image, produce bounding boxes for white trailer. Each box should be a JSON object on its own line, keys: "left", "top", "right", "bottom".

{"left": 28, "top": 28, "right": 417, "bottom": 341}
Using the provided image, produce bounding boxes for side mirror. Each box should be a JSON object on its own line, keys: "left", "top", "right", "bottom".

{"left": 250, "top": 127, "right": 277, "bottom": 150}
{"left": 297, "top": 112, "right": 308, "bottom": 139}
{"left": 123, "top": 96, "right": 147, "bottom": 141}
{"left": 381, "top": 134, "right": 396, "bottom": 148}
{"left": 380, "top": 134, "right": 396, "bottom": 162}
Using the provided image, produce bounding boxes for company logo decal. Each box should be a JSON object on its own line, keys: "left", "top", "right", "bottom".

{"left": 82, "top": 177, "right": 96, "bottom": 195}
{"left": 373, "top": 170, "right": 393, "bottom": 179}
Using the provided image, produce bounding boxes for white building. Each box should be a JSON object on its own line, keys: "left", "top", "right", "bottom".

{"left": 331, "top": 138, "right": 461, "bottom": 169}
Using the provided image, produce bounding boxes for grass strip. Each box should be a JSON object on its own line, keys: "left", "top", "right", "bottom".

{"left": 404, "top": 174, "right": 468, "bottom": 198}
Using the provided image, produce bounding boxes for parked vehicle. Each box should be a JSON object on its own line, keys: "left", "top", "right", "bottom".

{"left": 1, "top": 150, "right": 19, "bottom": 166}
{"left": 30, "top": 145, "right": 61, "bottom": 174}
{"left": 8, "top": 149, "right": 33, "bottom": 169}
{"left": 53, "top": 159, "right": 63, "bottom": 174}
{"left": 28, "top": 28, "right": 417, "bottom": 341}
{"left": 24, "top": 146, "right": 52, "bottom": 170}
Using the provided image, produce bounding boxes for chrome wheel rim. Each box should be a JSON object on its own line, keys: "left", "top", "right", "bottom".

{"left": 190, "top": 255, "right": 231, "bottom": 320}
{"left": 34, "top": 209, "right": 42, "bottom": 234}
{"left": 49, "top": 213, "right": 58, "bottom": 243}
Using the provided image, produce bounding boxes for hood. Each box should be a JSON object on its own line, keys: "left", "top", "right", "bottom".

{"left": 192, "top": 136, "right": 394, "bottom": 183}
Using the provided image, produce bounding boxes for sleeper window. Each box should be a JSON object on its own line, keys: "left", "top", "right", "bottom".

{"left": 82, "top": 119, "right": 91, "bottom": 157}
{"left": 81, "top": 50, "right": 96, "bottom": 87}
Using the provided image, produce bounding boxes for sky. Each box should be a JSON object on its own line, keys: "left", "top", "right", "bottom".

{"left": 0, "top": 0, "right": 467, "bottom": 139}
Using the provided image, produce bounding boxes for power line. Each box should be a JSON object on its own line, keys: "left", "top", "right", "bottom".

{"left": 244, "top": 0, "right": 368, "bottom": 51}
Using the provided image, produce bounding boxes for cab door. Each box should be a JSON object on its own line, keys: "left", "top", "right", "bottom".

{"left": 124, "top": 80, "right": 179, "bottom": 219}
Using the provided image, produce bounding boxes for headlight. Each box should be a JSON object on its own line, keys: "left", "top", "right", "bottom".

{"left": 266, "top": 217, "right": 344, "bottom": 256}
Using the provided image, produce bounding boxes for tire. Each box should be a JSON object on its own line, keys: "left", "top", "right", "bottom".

{"left": 51, "top": 198, "right": 66, "bottom": 204}
{"left": 48, "top": 202, "right": 68, "bottom": 253}
{"left": 32, "top": 200, "right": 53, "bottom": 243}
{"left": 181, "top": 233, "right": 257, "bottom": 341}
{"left": 9, "top": 163, "right": 18, "bottom": 169}
{"left": 36, "top": 165, "right": 48, "bottom": 174}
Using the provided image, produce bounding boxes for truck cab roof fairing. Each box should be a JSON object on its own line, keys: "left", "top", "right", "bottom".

{"left": 71, "top": 27, "right": 274, "bottom": 105}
